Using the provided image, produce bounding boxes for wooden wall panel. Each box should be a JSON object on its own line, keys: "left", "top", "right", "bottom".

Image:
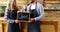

{"left": 0, "top": 24, "right": 3, "bottom": 32}
{"left": 41, "top": 25, "right": 55, "bottom": 32}
{"left": 17, "top": 0, "right": 27, "bottom": 7}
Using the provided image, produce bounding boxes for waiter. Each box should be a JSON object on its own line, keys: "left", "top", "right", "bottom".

{"left": 21, "top": 0, "right": 44, "bottom": 32}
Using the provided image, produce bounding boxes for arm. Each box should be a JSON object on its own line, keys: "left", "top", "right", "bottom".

{"left": 4, "top": 6, "right": 14, "bottom": 23}
{"left": 35, "top": 4, "right": 45, "bottom": 21}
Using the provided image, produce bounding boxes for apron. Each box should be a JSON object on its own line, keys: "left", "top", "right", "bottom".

{"left": 8, "top": 10, "right": 20, "bottom": 32}
{"left": 28, "top": 3, "right": 40, "bottom": 32}
{"left": 10, "top": 10, "right": 17, "bottom": 20}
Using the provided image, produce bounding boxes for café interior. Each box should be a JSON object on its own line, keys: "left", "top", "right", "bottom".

{"left": 0, "top": 0, "right": 60, "bottom": 32}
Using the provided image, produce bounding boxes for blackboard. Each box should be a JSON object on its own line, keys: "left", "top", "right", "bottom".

{"left": 17, "top": 12, "right": 30, "bottom": 21}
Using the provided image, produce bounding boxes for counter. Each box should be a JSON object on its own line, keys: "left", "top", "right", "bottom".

{"left": 44, "top": 9, "right": 60, "bottom": 11}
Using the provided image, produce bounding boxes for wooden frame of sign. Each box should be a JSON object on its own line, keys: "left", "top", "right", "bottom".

{"left": 17, "top": 12, "right": 30, "bottom": 22}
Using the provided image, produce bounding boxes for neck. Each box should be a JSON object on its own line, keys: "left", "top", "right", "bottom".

{"left": 32, "top": 2, "right": 37, "bottom": 4}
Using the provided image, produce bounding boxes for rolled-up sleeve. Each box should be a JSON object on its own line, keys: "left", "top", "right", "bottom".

{"left": 4, "top": 6, "right": 14, "bottom": 23}
{"left": 35, "top": 4, "right": 45, "bottom": 21}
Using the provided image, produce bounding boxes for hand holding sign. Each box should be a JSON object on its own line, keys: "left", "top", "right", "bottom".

{"left": 17, "top": 12, "right": 30, "bottom": 22}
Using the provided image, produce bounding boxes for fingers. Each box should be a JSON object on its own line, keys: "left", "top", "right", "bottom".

{"left": 14, "top": 20, "right": 19, "bottom": 23}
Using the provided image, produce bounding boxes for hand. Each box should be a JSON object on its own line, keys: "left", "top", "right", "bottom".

{"left": 14, "top": 20, "right": 19, "bottom": 23}
{"left": 17, "top": 11, "right": 20, "bottom": 13}
{"left": 29, "top": 18, "right": 35, "bottom": 23}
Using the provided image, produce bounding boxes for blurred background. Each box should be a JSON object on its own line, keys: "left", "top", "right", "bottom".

{"left": 0, "top": 0, "right": 60, "bottom": 32}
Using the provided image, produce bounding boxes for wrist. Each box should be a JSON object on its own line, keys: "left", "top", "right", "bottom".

{"left": 34, "top": 18, "right": 36, "bottom": 21}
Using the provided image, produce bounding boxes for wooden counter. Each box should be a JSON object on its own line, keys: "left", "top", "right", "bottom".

{"left": 0, "top": 16, "right": 58, "bottom": 32}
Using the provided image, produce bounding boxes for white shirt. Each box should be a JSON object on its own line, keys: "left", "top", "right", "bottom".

{"left": 26, "top": 4, "right": 36, "bottom": 12}
{"left": 31, "top": 4, "right": 36, "bottom": 9}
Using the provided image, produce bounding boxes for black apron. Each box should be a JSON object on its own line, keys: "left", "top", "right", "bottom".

{"left": 8, "top": 10, "right": 20, "bottom": 32}
{"left": 28, "top": 3, "right": 40, "bottom": 32}
{"left": 8, "top": 23, "right": 20, "bottom": 32}
{"left": 10, "top": 10, "right": 17, "bottom": 20}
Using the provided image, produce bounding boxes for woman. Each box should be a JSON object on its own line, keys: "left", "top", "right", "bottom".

{"left": 22, "top": 0, "right": 44, "bottom": 32}
{"left": 4, "top": 0, "right": 20, "bottom": 32}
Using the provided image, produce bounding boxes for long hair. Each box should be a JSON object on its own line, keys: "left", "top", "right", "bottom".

{"left": 12, "top": 0, "right": 18, "bottom": 10}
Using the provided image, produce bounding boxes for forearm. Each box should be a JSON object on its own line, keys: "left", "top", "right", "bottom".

{"left": 4, "top": 18, "right": 14, "bottom": 23}
{"left": 34, "top": 4, "right": 44, "bottom": 21}
{"left": 4, "top": 13, "right": 15, "bottom": 23}
{"left": 34, "top": 13, "right": 44, "bottom": 21}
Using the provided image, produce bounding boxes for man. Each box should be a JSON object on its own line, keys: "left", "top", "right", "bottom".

{"left": 21, "top": 0, "right": 44, "bottom": 32}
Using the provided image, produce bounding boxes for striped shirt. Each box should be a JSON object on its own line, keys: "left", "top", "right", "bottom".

{"left": 4, "top": 6, "right": 14, "bottom": 23}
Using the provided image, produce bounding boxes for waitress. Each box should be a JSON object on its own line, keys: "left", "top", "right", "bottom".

{"left": 22, "top": 0, "right": 44, "bottom": 32}
{"left": 4, "top": 0, "right": 20, "bottom": 32}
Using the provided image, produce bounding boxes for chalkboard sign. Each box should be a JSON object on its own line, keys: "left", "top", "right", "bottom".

{"left": 17, "top": 12, "right": 30, "bottom": 21}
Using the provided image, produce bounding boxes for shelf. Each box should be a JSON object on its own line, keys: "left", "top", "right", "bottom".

{"left": 44, "top": 9, "right": 60, "bottom": 11}
{"left": 44, "top": 1, "right": 60, "bottom": 4}
{"left": 0, "top": 0, "right": 8, "bottom": 6}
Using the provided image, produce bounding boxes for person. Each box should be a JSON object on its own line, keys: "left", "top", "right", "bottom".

{"left": 4, "top": 0, "right": 20, "bottom": 32}
{"left": 21, "top": 0, "right": 44, "bottom": 32}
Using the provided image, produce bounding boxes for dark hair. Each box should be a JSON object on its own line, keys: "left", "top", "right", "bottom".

{"left": 31, "top": 0, "right": 35, "bottom": 3}
{"left": 27, "top": 0, "right": 35, "bottom": 5}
